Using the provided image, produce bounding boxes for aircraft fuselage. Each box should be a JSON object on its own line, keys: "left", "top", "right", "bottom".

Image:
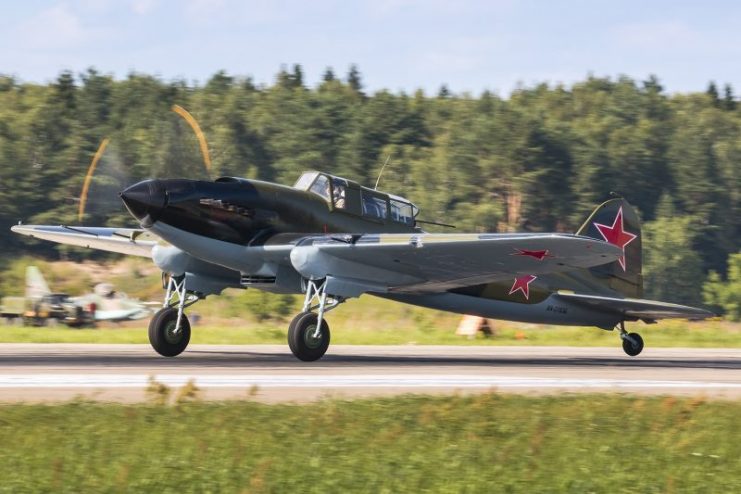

{"left": 121, "top": 177, "right": 419, "bottom": 245}
{"left": 121, "top": 177, "right": 622, "bottom": 329}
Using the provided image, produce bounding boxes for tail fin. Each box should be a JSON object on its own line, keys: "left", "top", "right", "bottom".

{"left": 575, "top": 198, "right": 643, "bottom": 297}
{"left": 25, "top": 266, "right": 51, "bottom": 299}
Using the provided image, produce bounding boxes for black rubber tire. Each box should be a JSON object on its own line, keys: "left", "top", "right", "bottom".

{"left": 287, "top": 311, "right": 311, "bottom": 356}
{"left": 622, "top": 332, "right": 644, "bottom": 357}
{"left": 148, "top": 307, "right": 191, "bottom": 357}
{"left": 287, "top": 312, "right": 330, "bottom": 362}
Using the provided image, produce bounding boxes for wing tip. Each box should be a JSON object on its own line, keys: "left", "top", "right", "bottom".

{"left": 10, "top": 224, "right": 34, "bottom": 235}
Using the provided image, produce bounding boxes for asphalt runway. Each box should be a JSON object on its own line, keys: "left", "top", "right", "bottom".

{"left": 0, "top": 344, "right": 739, "bottom": 402}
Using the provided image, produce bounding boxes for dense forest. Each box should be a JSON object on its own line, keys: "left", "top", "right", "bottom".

{"left": 0, "top": 66, "right": 738, "bottom": 315}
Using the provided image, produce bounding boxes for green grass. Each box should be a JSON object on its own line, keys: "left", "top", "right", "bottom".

{"left": 0, "top": 394, "right": 739, "bottom": 492}
{"left": 3, "top": 257, "right": 739, "bottom": 347}
{"left": 0, "top": 318, "right": 738, "bottom": 347}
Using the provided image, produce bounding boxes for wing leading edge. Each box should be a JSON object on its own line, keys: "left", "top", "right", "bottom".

{"left": 11, "top": 225, "right": 159, "bottom": 258}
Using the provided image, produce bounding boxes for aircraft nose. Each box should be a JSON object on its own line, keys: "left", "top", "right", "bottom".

{"left": 120, "top": 179, "right": 167, "bottom": 226}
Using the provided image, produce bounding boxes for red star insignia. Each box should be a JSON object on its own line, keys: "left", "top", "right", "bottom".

{"left": 509, "top": 275, "right": 537, "bottom": 300}
{"left": 593, "top": 206, "right": 637, "bottom": 271}
{"left": 512, "top": 248, "right": 551, "bottom": 261}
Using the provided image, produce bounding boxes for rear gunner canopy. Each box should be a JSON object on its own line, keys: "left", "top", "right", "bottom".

{"left": 294, "top": 171, "right": 419, "bottom": 225}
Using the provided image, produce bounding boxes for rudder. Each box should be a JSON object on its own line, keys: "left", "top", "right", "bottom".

{"left": 576, "top": 198, "right": 642, "bottom": 297}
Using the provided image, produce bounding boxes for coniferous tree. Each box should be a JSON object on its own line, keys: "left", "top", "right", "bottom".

{"left": 643, "top": 74, "right": 663, "bottom": 93}
{"left": 723, "top": 83, "right": 736, "bottom": 111}
{"left": 322, "top": 67, "right": 336, "bottom": 83}
{"left": 643, "top": 216, "right": 704, "bottom": 306}
{"left": 347, "top": 65, "right": 363, "bottom": 96}
{"left": 0, "top": 68, "right": 739, "bottom": 309}
{"left": 706, "top": 81, "right": 720, "bottom": 107}
{"left": 291, "top": 64, "right": 304, "bottom": 89}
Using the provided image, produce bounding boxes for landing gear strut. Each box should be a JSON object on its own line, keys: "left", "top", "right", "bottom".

{"left": 288, "top": 279, "right": 344, "bottom": 361}
{"left": 149, "top": 275, "right": 199, "bottom": 357}
{"left": 617, "top": 321, "right": 644, "bottom": 357}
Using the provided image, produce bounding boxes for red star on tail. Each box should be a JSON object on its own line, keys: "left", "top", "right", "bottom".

{"left": 593, "top": 206, "right": 637, "bottom": 271}
{"left": 509, "top": 275, "right": 537, "bottom": 300}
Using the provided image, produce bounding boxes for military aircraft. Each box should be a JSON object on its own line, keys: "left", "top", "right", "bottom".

{"left": 12, "top": 171, "right": 713, "bottom": 360}
{"left": 25, "top": 265, "right": 151, "bottom": 324}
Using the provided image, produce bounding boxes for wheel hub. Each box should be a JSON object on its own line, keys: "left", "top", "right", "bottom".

{"left": 303, "top": 324, "right": 324, "bottom": 349}
{"left": 164, "top": 320, "right": 182, "bottom": 344}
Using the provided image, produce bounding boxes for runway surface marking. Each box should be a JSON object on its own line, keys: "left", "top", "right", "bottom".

{"left": 0, "top": 344, "right": 738, "bottom": 401}
{"left": 1, "top": 374, "right": 740, "bottom": 390}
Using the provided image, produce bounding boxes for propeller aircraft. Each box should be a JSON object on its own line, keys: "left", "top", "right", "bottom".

{"left": 12, "top": 171, "right": 713, "bottom": 360}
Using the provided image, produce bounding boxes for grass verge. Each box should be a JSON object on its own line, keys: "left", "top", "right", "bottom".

{"left": 0, "top": 318, "right": 738, "bottom": 347}
{"left": 0, "top": 394, "right": 738, "bottom": 492}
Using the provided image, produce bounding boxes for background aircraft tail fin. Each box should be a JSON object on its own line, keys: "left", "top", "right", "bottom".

{"left": 575, "top": 198, "right": 643, "bottom": 298}
{"left": 26, "top": 266, "right": 52, "bottom": 299}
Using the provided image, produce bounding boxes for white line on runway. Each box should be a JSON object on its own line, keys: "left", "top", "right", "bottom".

{"left": 0, "top": 375, "right": 739, "bottom": 390}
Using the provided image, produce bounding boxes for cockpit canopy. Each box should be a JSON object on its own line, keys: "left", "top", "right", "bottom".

{"left": 294, "top": 171, "right": 419, "bottom": 226}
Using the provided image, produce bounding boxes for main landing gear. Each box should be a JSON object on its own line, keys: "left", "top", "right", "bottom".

{"left": 617, "top": 321, "right": 644, "bottom": 357}
{"left": 288, "top": 279, "right": 344, "bottom": 362}
{"left": 149, "top": 275, "right": 200, "bottom": 357}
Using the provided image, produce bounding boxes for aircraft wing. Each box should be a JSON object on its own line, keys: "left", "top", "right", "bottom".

{"left": 11, "top": 225, "right": 158, "bottom": 257}
{"left": 554, "top": 292, "right": 715, "bottom": 321}
{"left": 93, "top": 308, "right": 152, "bottom": 322}
{"left": 290, "top": 233, "right": 623, "bottom": 295}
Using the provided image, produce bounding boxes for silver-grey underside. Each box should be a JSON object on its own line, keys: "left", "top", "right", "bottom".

{"left": 11, "top": 223, "right": 713, "bottom": 326}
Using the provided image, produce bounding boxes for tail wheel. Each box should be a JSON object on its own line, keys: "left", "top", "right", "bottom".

{"left": 287, "top": 312, "right": 330, "bottom": 362}
{"left": 148, "top": 307, "right": 191, "bottom": 357}
{"left": 621, "top": 332, "right": 644, "bottom": 357}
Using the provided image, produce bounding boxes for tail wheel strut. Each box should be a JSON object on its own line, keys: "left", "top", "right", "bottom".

{"left": 617, "top": 321, "right": 644, "bottom": 357}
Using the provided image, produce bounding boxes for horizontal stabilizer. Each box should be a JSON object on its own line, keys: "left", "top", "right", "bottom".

{"left": 555, "top": 292, "right": 715, "bottom": 321}
{"left": 11, "top": 225, "right": 159, "bottom": 258}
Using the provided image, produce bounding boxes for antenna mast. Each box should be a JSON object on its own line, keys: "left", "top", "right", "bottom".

{"left": 374, "top": 155, "right": 392, "bottom": 190}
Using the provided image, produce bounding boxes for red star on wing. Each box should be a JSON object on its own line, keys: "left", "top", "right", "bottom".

{"left": 593, "top": 206, "right": 637, "bottom": 271}
{"left": 509, "top": 275, "right": 537, "bottom": 300}
{"left": 512, "top": 249, "right": 551, "bottom": 261}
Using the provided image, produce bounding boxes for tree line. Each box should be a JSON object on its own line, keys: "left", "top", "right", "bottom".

{"left": 0, "top": 66, "right": 738, "bottom": 313}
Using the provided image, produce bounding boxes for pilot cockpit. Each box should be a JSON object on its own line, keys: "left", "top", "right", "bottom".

{"left": 294, "top": 171, "right": 419, "bottom": 226}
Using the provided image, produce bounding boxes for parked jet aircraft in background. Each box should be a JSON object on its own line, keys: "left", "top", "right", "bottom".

{"left": 26, "top": 266, "right": 151, "bottom": 324}
{"left": 13, "top": 171, "right": 713, "bottom": 360}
